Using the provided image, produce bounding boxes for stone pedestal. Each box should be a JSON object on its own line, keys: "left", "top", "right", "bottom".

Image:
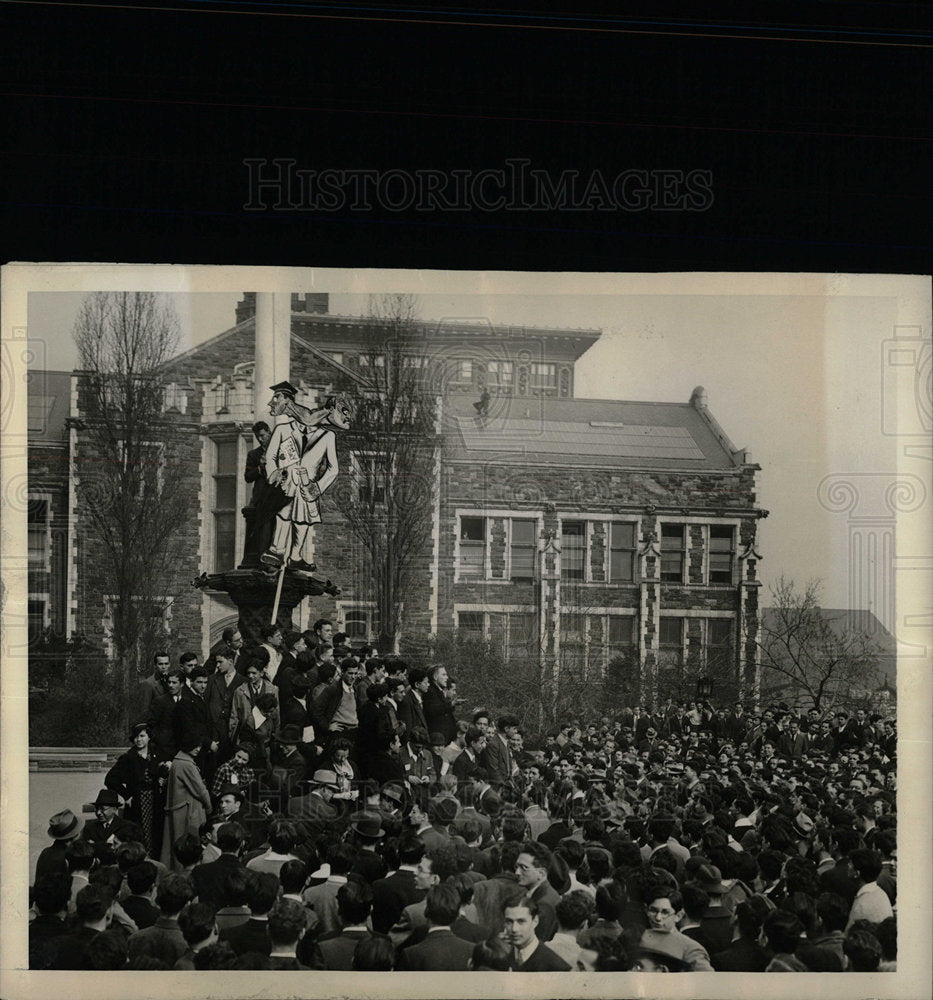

{"left": 193, "top": 569, "right": 340, "bottom": 645}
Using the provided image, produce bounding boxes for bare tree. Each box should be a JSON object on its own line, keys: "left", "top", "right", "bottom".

{"left": 758, "top": 576, "right": 881, "bottom": 712}
{"left": 73, "top": 292, "right": 190, "bottom": 726}
{"left": 330, "top": 294, "right": 439, "bottom": 653}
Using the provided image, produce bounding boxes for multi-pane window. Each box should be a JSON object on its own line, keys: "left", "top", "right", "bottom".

{"left": 354, "top": 452, "right": 387, "bottom": 504}
{"left": 608, "top": 615, "right": 636, "bottom": 662}
{"left": 708, "top": 526, "right": 735, "bottom": 583}
{"left": 707, "top": 619, "right": 734, "bottom": 670}
{"left": 487, "top": 360, "right": 513, "bottom": 386}
{"left": 458, "top": 611, "right": 484, "bottom": 636}
{"left": 459, "top": 516, "right": 486, "bottom": 577}
{"left": 213, "top": 439, "right": 238, "bottom": 572}
{"left": 561, "top": 521, "right": 585, "bottom": 581}
{"left": 28, "top": 498, "right": 49, "bottom": 571}
{"left": 561, "top": 613, "right": 587, "bottom": 675}
{"left": 453, "top": 360, "right": 473, "bottom": 383}
{"left": 510, "top": 519, "right": 536, "bottom": 582}
{"left": 658, "top": 618, "right": 684, "bottom": 668}
{"left": 324, "top": 351, "right": 344, "bottom": 365}
{"left": 344, "top": 606, "right": 378, "bottom": 641}
{"left": 609, "top": 521, "right": 637, "bottom": 582}
{"left": 530, "top": 363, "right": 557, "bottom": 389}
{"left": 507, "top": 612, "right": 536, "bottom": 656}
{"left": 358, "top": 353, "right": 385, "bottom": 368}
{"left": 660, "top": 524, "right": 686, "bottom": 582}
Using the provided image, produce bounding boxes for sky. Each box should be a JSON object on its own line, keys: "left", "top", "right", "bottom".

{"left": 22, "top": 271, "right": 930, "bottom": 629}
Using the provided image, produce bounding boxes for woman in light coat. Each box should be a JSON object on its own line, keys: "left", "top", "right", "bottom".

{"left": 161, "top": 739, "right": 212, "bottom": 870}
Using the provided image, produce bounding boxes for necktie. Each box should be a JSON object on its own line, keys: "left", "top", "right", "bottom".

{"left": 512, "top": 946, "right": 522, "bottom": 969}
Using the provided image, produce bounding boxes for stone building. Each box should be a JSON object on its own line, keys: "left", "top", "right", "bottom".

{"left": 28, "top": 293, "right": 767, "bottom": 705}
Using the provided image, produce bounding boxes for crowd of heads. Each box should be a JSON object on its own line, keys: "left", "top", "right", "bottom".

{"left": 31, "top": 629, "right": 897, "bottom": 973}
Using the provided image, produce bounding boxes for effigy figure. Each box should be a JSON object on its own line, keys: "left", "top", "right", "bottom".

{"left": 259, "top": 381, "right": 353, "bottom": 575}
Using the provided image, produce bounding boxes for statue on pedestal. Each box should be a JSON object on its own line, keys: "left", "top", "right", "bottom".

{"left": 259, "top": 381, "right": 353, "bottom": 576}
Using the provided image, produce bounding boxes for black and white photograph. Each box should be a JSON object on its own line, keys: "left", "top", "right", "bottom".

{"left": 1, "top": 264, "right": 929, "bottom": 999}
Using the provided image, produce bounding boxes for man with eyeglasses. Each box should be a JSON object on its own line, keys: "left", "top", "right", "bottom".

{"left": 638, "top": 887, "right": 713, "bottom": 971}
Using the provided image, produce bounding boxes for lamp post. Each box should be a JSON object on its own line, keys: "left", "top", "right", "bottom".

{"left": 696, "top": 676, "right": 713, "bottom": 700}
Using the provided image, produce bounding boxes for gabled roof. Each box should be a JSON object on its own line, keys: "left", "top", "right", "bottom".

{"left": 444, "top": 394, "right": 747, "bottom": 470}
{"left": 762, "top": 607, "right": 896, "bottom": 686}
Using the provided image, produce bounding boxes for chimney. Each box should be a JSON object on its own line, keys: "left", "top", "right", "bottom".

{"left": 291, "top": 293, "right": 329, "bottom": 314}
{"left": 235, "top": 293, "right": 257, "bottom": 324}
{"left": 690, "top": 385, "right": 708, "bottom": 409}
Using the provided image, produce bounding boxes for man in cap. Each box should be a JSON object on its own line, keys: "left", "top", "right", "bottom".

{"left": 35, "top": 809, "right": 85, "bottom": 881}
{"left": 261, "top": 383, "right": 352, "bottom": 573}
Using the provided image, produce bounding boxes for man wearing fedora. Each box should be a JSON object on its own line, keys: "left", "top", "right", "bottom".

{"left": 267, "top": 724, "right": 308, "bottom": 811}
{"left": 34, "top": 809, "right": 84, "bottom": 881}
{"left": 347, "top": 811, "right": 387, "bottom": 883}
{"left": 287, "top": 768, "right": 339, "bottom": 828}
{"left": 80, "top": 789, "right": 123, "bottom": 857}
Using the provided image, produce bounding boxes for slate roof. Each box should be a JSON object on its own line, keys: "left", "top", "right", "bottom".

{"left": 444, "top": 394, "right": 744, "bottom": 469}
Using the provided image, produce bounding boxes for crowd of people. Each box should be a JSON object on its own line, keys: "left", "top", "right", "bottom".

{"left": 30, "top": 619, "right": 898, "bottom": 973}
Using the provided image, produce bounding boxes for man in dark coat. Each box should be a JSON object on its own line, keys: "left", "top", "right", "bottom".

{"left": 243, "top": 420, "right": 283, "bottom": 562}
{"left": 191, "top": 821, "right": 247, "bottom": 909}
{"left": 311, "top": 881, "right": 374, "bottom": 970}
{"left": 51, "top": 884, "right": 114, "bottom": 970}
{"left": 150, "top": 669, "right": 186, "bottom": 761}
{"left": 481, "top": 715, "right": 518, "bottom": 787}
{"left": 423, "top": 666, "right": 458, "bottom": 746}
{"left": 205, "top": 646, "right": 246, "bottom": 765}
{"left": 176, "top": 667, "right": 215, "bottom": 777}
{"left": 398, "top": 884, "right": 474, "bottom": 971}
{"left": 398, "top": 668, "right": 430, "bottom": 734}
{"left": 371, "top": 833, "right": 427, "bottom": 934}
{"left": 452, "top": 726, "right": 488, "bottom": 783}
{"left": 218, "top": 871, "right": 277, "bottom": 956}
{"left": 29, "top": 873, "right": 72, "bottom": 970}
{"left": 504, "top": 899, "right": 571, "bottom": 972}
{"left": 80, "top": 789, "right": 122, "bottom": 858}
{"left": 137, "top": 651, "right": 171, "bottom": 724}
{"left": 34, "top": 809, "right": 84, "bottom": 881}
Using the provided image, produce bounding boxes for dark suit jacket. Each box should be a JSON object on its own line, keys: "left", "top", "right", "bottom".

{"left": 121, "top": 893, "right": 160, "bottom": 930}
{"left": 397, "top": 690, "right": 428, "bottom": 735}
{"left": 192, "top": 852, "right": 245, "bottom": 908}
{"left": 423, "top": 683, "right": 458, "bottom": 744}
{"left": 399, "top": 927, "right": 474, "bottom": 971}
{"left": 371, "top": 869, "right": 425, "bottom": 934}
{"left": 205, "top": 671, "right": 246, "bottom": 744}
{"left": 50, "top": 925, "right": 101, "bottom": 970}
{"left": 314, "top": 679, "right": 360, "bottom": 730}
{"left": 452, "top": 748, "right": 484, "bottom": 782}
{"left": 34, "top": 841, "right": 69, "bottom": 881}
{"left": 150, "top": 691, "right": 181, "bottom": 759}
{"left": 138, "top": 673, "right": 168, "bottom": 724}
{"left": 80, "top": 817, "right": 119, "bottom": 846}
{"left": 529, "top": 881, "right": 560, "bottom": 942}
{"left": 176, "top": 687, "right": 213, "bottom": 752}
{"left": 480, "top": 733, "right": 512, "bottom": 785}
{"left": 219, "top": 916, "right": 272, "bottom": 956}
{"left": 512, "top": 941, "right": 571, "bottom": 971}
{"left": 312, "top": 928, "right": 371, "bottom": 970}
{"left": 712, "top": 936, "right": 772, "bottom": 972}
{"left": 29, "top": 914, "right": 68, "bottom": 970}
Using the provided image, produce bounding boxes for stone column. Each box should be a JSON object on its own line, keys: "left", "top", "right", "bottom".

{"left": 253, "top": 292, "right": 292, "bottom": 423}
